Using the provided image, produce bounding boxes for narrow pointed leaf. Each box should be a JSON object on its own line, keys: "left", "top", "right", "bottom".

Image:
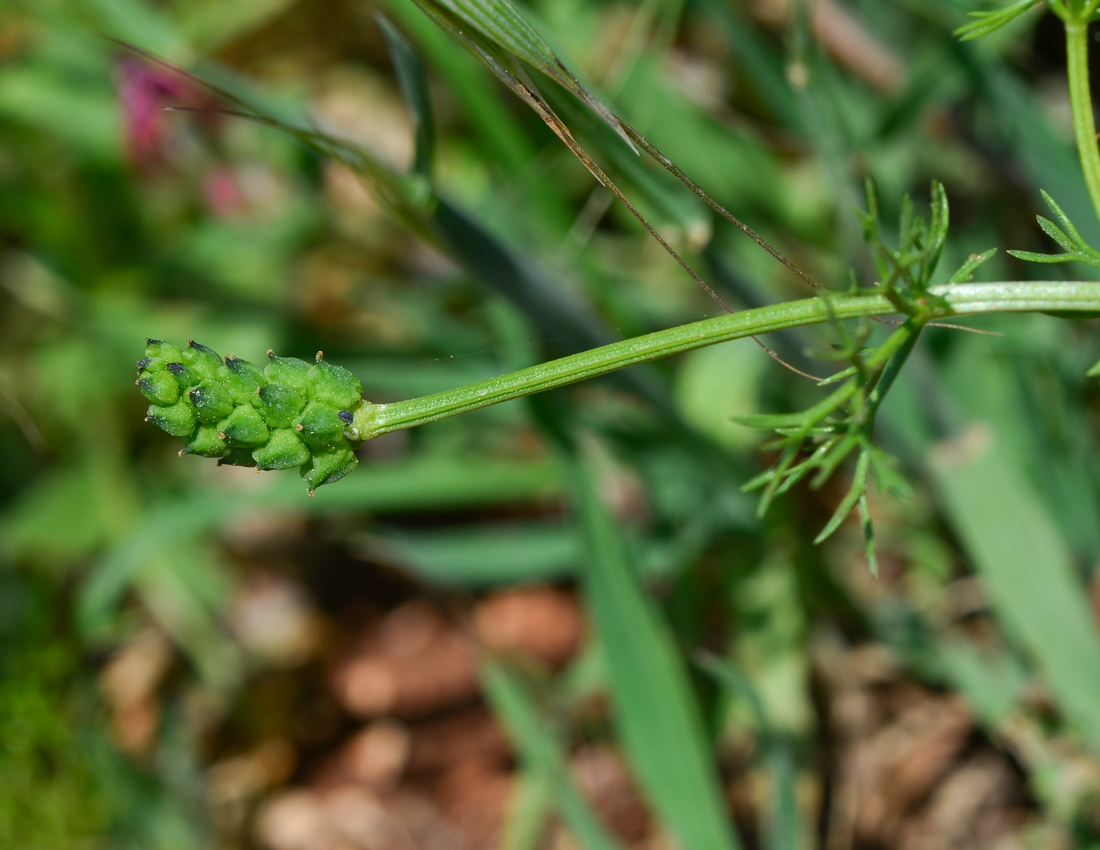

{"left": 573, "top": 465, "right": 741, "bottom": 850}
{"left": 481, "top": 661, "right": 624, "bottom": 850}
{"left": 377, "top": 14, "right": 436, "bottom": 185}
{"left": 813, "top": 449, "right": 869, "bottom": 544}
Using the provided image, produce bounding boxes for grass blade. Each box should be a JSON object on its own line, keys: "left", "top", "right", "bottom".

{"left": 481, "top": 660, "right": 624, "bottom": 850}
{"left": 572, "top": 464, "right": 741, "bottom": 850}
{"left": 377, "top": 14, "right": 436, "bottom": 185}
{"left": 929, "top": 424, "right": 1100, "bottom": 752}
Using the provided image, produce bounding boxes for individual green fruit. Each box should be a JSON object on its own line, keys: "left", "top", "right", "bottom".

{"left": 301, "top": 446, "right": 358, "bottom": 493}
{"left": 253, "top": 428, "right": 311, "bottom": 470}
{"left": 137, "top": 369, "right": 180, "bottom": 405}
{"left": 219, "top": 404, "right": 269, "bottom": 447}
{"left": 308, "top": 355, "right": 362, "bottom": 409}
{"left": 224, "top": 355, "right": 266, "bottom": 404}
{"left": 264, "top": 353, "right": 312, "bottom": 395}
{"left": 188, "top": 381, "right": 235, "bottom": 424}
{"left": 183, "top": 425, "right": 228, "bottom": 458}
{"left": 295, "top": 402, "right": 347, "bottom": 449}
{"left": 166, "top": 361, "right": 201, "bottom": 388}
{"left": 182, "top": 340, "right": 224, "bottom": 380}
{"left": 147, "top": 398, "right": 197, "bottom": 437}
{"left": 144, "top": 338, "right": 183, "bottom": 368}
{"left": 256, "top": 383, "right": 306, "bottom": 428}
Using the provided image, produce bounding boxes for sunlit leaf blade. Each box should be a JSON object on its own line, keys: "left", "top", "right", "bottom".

{"left": 573, "top": 465, "right": 742, "bottom": 850}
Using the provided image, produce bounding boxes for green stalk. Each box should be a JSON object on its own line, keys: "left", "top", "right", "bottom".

{"left": 348, "top": 281, "right": 1100, "bottom": 440}
{"left": 865, "top": 319, "right": 924, "bottom": 421}
{"left": 1065, "top": 17, "right": 1100, "bottom": 223}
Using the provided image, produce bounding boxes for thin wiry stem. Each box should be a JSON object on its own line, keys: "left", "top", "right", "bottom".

{"left": 1065, "top": 19, "right": 1100, "bottom": 223}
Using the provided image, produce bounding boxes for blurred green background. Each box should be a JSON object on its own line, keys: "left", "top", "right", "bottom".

{"left": 4, "top": 0, "right": 1100, "bottom": 848}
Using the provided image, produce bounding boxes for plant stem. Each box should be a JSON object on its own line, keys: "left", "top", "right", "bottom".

{"left": 1065, "top": 19, "right": 1100, "bottom": 223}
{"left": 347, "top": 281, "right": 1100, "bottom": 440}
{"left": 865, "top": 320, "right": 923, "bottom": 420}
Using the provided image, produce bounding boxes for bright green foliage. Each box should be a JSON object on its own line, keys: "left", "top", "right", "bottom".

{"left": 138, "top": 340, "right": 364, "bottom": 493}
{"left": 738, "top": 182, "right": 994, "bottom": 572}
{"left": 954, "top": 0, "right": 1044, "bottom": 41}
{"left": 1008, "top": 189, "right": 1100, "bottom": 268}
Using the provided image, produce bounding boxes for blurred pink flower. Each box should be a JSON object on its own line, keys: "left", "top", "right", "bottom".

{"left": 115, "top": 58, "right": 207, "bottom": 167}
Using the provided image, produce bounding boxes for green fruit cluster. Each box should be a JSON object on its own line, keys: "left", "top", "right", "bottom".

{"left": 137, "top": 339, "right": 364, "bottom": 493}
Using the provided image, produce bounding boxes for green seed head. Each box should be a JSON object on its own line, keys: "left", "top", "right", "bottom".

{"left": 139, "top": 340, "right": 367, "bottom": 493}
